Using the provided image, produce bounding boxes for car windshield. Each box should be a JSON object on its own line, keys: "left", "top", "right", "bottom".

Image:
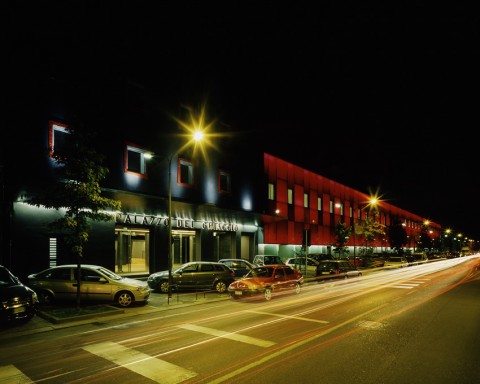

{"left": 247, "top": 267, "right": 274, "bottom": 278}
{"left": 0, "top": 268, "right": 17, "bottom": 287}
{"left": 97, "top": 267, "right": 122, "bottom": 280}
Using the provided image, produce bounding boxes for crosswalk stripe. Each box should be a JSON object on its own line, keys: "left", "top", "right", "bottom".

{"left": 83, "top": 341, "right": 197, "bottom": 384}
{"left": 0, "top": 365, "right": 33, "bottom": 383}
{"left": 177, "top": 324, "right": 275, "bottom": 347}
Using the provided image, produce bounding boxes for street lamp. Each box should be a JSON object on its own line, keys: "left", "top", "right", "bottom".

{"left": 353, "top": 198, "right": 378, "bottom": 266}
{"left": 167, "top": 130, "right": 204, "bottom": 301}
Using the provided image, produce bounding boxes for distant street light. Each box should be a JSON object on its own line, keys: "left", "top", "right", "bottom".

{"left": 353, "top": 197, "right": 378, "bottom": 266}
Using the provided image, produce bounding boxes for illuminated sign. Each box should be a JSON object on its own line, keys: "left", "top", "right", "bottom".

{"left": 116, "top": 213, "right": 239, "bottom": 232}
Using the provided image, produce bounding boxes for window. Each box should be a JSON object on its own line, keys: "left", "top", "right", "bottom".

{"left": 304, "top": 193, "right": 309, "bottom": 208}
{"left": 268, "top": 183, "right": 275, "bottom": 200}
{"left": 318, "top": 197, "right": 322, "bottom": 211}
{"left": 48, "top": 121, "right": 71, "bottom": 158}
{"left": 330, "top": 200, "right": 334, "bottom": 213}
{"left": 125, "top": 143, "right": 150, "bottom": 177}
{"left": 288, "top": 189, "right": 293, "bottom": 205}
{"left": 178, "top": 158, "right": 194, "bottom": 186}
{"left": 218, "top": 169, "right": 231, "bottom": 193}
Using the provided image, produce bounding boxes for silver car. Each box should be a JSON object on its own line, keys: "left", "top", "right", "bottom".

{"left": 27, "top": 264, "right": 150, "bottom": 307}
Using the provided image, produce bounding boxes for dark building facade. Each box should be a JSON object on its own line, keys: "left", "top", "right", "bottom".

{"left": 3, "top": 69, "right": 443, "bottom": 281}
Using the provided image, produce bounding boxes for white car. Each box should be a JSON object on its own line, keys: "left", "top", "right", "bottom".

{"left": 384, "top": 256, "right": 409, "bottom": 268}
{"left": 27, "top": 264, "right": 150, "bottom": 307}
{"left": 285, "top": 257, "right": 319, "bottom": 277}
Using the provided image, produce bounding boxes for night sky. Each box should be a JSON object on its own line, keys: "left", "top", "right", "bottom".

{"left": 8, "top": 1, "right": 479, "bottom": 238}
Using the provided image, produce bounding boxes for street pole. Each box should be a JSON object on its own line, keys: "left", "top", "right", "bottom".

{"left": 167, "top": 155, "right": 173, "bottom": 302}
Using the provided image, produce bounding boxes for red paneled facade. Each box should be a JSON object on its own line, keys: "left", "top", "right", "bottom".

{"left": 262, "top": 153, "right": 441, "bottom": 252}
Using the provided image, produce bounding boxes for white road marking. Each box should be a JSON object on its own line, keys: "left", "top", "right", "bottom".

{"left": 82, "top": 341, "right": 197, "bottom": 384}
{"left": 0, "top": 365, "right": 33, "bottom": 383}
{"left": 177, "top": 324, "right": 275, "bottom": 347}
{"left": 247, "top": 310, "right": 330, "bottom": 324}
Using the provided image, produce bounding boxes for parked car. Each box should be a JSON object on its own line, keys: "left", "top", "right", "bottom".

{"left": 27, "top": 264, "right": 150, "bottom": 307}
{"left": 227, "top": 264, "right": 303, "bottom": 301}
{"left": 218, "top": 259, "right": 256, "bottom": 278}
{"left": 285, "top": 257, "right": 319, "bottom": 277}
{"left": 0, "top": 265, "right": 39, "bottom": 324}
{"left": 316, "top": 260, "right": 362, "bottom": 281}
{"left": 384, "top": 256, "right": 409, "bottom": 268}
{"left": 252, "top": 255, "right": 284, "bottom": 266}
{"left": 308, "top": 253, "right": 334, "bottom": 262}
{"left": 147, "top": 261, "right": 236, "bottom": 294}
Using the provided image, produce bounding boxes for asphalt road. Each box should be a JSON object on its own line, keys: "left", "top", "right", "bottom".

{"left": 1, "top": 257, "right": 479, "bottom": 384}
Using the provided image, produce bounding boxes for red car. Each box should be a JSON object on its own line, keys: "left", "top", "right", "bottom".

{"left": 227, "top": 264, "right": 303, "bottom": 301}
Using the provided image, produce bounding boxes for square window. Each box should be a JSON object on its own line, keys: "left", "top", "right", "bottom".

{"left": 48, "top": 121, "right": 71, "bottom": 158}
{"left": 218, "top": 169, "right": 231, "bottom": 193}
{"left": 125, "top": 143, "right": 150, "bottom": 177}
{"left": 178, "top": 158, "right": 194, "bottom": 186}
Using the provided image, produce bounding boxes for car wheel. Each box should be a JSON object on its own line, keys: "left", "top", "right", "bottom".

{"left": 159, "top": 280, "right": 169, "bottom": 294}
{"left": 38, "top": 290, "right": 54, "bottom": 305}
{"left": 264, "top": 288, "right": 272, "bottom": 301}
{"left": 214, "top": 280, "right": 227, "bottom": 293}
{"left": 116, "top": 291, "right": 134, "bottom": 307}
{"left": 294, "top": 283, "right": 301, "bottom": 294}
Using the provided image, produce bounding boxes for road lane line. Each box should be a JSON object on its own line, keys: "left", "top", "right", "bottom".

{"left": 208, "top": 304, "right": 389, "bottom": 384}
{"left": 247, "top": 310, "right": 330, "bottom": 324}
{"left": 82, "top": 341, "right": 197, "bottom": 384}
{"left": 0, "top": 365, "right": 33, "bottom": 383}
{"left": 177, "top": 324, "right": 275, "bottom": 347}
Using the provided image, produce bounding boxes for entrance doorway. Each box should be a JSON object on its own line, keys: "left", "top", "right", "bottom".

{"left": 115, "top": 226, "right": 150, "bottom": 274}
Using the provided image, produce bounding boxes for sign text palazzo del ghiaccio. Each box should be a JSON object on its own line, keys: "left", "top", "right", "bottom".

{"left": 116, "top": 213, "right": 239, "bottom": 232}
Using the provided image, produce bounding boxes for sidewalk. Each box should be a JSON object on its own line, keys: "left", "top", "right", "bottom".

{"left": 0, "top": 290, "right": 230, "bottom": 341}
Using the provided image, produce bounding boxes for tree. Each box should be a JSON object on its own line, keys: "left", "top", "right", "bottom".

{"left": 334, "top": 221, "right": 351, "bottom": 258}
{"left": 362, "top": 216, "right": 386, "bottom": 255}
{"left": 30, "top": 124, "right": 121, "bottom": 308}
{"left": 387, "top": 219, "right": 408, "bottom": 255}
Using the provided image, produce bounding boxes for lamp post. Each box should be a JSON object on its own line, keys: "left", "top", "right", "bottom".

{"left": 167, "top": 130, "right": 204, "bottom": 301}
{"left": 352, "top": 198, "right": 378, "bottom": 267}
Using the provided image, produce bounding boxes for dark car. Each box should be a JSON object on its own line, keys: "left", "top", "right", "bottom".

{"left": 228, "top": 264, "right": 303, "bottom": 301}
{"left": 147, "top": 261, "right": 236, "bottom": 294}
{"left": 218, "top": 259, "right": 256, "bottom": 278}
{"left": 316, "top": 260, "right": 362, "bottom": 281}
{"left": 27, "top": 264, "right": 150, "bottom": 307}
{"left": 0, "top": 265, "right": 38, "bottom": 324}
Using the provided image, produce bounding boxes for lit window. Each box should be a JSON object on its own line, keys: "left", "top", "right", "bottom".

{"left": 330, "top": 200, "right": 334, "bottom": 213}
{"left": 288, "top": 189, "right": 293, "bottom": 205}
{"left": 125, "top": 143, "right": 149, "bottom": 177}
{"left": 318, "top": 197, "right": 322, "bottom": 211}
{"left": 268, "top": 183, "right": 275, "bottom": 200}
{"left": 218, "top": 169, "right": 231, "bottom": 193}
{"left": 48, "top": 121, "right": 71, "bottom": 158}
{"left": 304, "top": 193, "right": 309, "bottom": 208}
{"left": 179, "top": 158, "right": 194, "bottom": 186}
